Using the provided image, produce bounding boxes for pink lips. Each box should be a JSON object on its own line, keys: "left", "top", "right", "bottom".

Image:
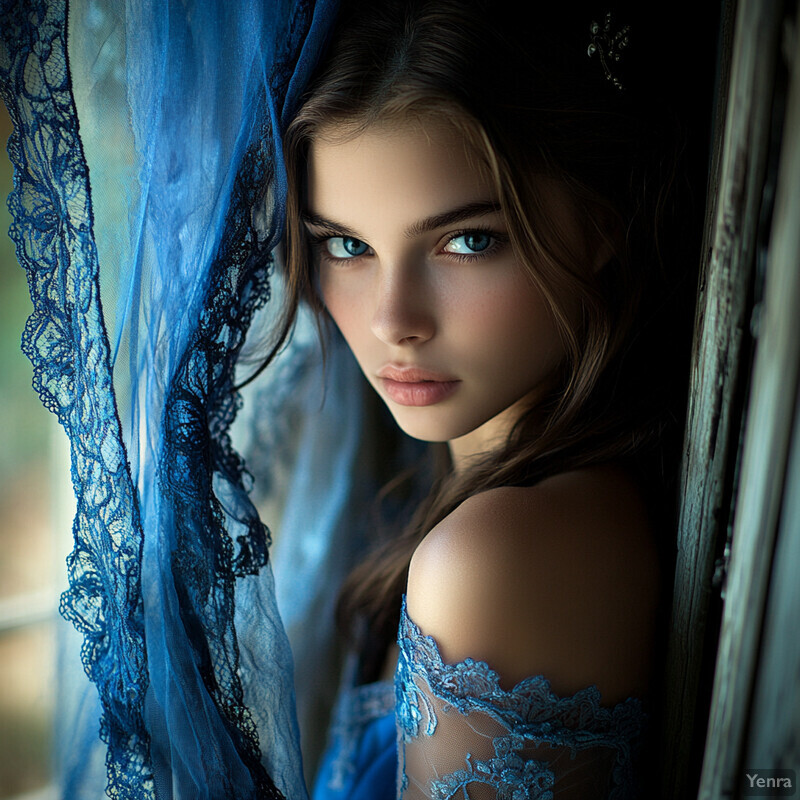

{"left": 376, "top": 365, "right": 460, "bottom": 407}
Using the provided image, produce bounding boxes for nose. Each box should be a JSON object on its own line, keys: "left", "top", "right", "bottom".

{"left": 370, "top": 264, "right": 435, "bottom": 346}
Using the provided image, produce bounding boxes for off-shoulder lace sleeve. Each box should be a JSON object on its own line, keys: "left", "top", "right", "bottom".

{"left": 394, "top": 598, "right": 648, "bottom": 800}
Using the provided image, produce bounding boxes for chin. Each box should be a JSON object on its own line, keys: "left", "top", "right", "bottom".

{"left": 389, "top": 415, "right": 451, "bottom": 443}
{"left": 387, "top": 407, "right": 486, "bottom": 444}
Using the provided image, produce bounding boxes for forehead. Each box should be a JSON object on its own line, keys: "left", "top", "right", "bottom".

{"left": 306, "top": 119, "right": 497, "bottom": 225}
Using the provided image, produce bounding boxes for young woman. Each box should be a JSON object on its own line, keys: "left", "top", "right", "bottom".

{"left": 0, "top": 0, "right": 718, "bottom": 793}
{"left": 269, "top": 0, "right": 708, "bottom": 796}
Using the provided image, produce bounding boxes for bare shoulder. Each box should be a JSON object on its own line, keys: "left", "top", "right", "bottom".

{"left": 406, "top": 464, "right": 661, "bottom": 703}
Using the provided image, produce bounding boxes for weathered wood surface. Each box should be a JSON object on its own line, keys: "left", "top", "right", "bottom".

{"left": 744, "top": 393, "right": 800, "bottom": 773}
{"left": 660, "top": 0, "right": 785, "bottom": 796}
{"left": 744, "top": 384, "right": 800, "bottom": 773}
{"left": 699, "top": 4, "right": 800, "bottom": 794}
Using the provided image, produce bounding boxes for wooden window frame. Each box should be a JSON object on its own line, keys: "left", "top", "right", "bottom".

{"left": 662, "top": 0, "right": 800, "bottom": 795}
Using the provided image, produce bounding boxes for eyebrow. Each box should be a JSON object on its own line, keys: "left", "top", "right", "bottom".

{"left": 301, "top": 200, "right": 503, "bottom": 240}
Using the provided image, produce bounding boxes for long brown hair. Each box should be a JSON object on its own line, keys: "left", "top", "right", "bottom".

{"left": 276, "top": 0, "right": 704, "bottom": 674}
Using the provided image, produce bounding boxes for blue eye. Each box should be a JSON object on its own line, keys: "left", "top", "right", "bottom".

{"left": 444, "top": 232, "right": 493, "bottom": 254}
{"left": 326, "top": 236, "right": 369, "bottom": 258}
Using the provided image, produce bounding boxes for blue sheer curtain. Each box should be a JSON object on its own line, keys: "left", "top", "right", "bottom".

{"left": 0, "top": 0, "right": 338, "bottom": 796}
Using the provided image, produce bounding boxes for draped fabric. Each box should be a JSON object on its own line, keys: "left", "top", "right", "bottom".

{"left": 0, "top": 0, "right": 339, "bottom": 796}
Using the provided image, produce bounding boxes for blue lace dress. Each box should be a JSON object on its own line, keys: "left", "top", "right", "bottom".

{"left": 313, "top": 597, "right": 648, "bottom": 800}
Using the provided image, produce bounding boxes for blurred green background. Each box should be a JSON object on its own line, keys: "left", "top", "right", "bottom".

{"left": 0, "top": 99, "right": 59, "bottom": 797}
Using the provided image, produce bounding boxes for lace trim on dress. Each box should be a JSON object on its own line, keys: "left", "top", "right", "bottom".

{"left": 395, "top": 597, "right": 648, "bottom": 799}
{"left": 430, "top": 734, "right": 557, "bottom": 800}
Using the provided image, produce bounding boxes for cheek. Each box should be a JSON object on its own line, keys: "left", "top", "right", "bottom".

{"left": 319, "top": 268, "right": 343, "bottom": 318}
{"left": 448, "top": 278, "right": 563, "bottom": 369}
{"left": 319, "top": 273, "right": 366, "bottom": 346}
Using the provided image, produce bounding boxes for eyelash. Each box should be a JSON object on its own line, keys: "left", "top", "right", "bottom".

{"left": 441, "top": 227, "right": 508, "bottom": 263}
{"left": 307, "top": 233, "right": 363, "bottom": 265}
{"left": 308, "top": 227, "right": 509, "bottom": 265}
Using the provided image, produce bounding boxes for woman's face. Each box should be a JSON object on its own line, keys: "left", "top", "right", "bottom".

{"left": 305, "top": 118, "right": 574, "bottom": 458}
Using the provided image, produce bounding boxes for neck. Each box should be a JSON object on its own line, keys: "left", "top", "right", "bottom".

{"left": 447, "top": 394, "right": 534, "bottom": 474}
